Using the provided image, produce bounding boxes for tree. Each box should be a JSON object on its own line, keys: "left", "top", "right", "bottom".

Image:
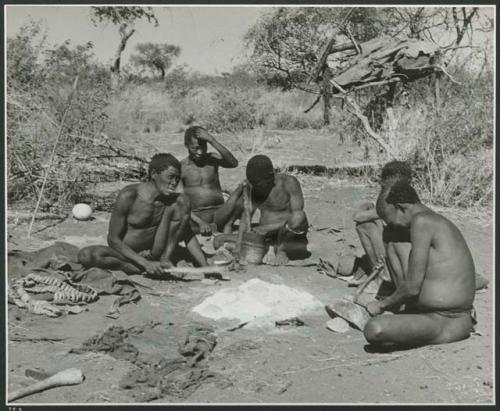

{"left": 130, "top": 42, "right": 181, "bottom": 79}
{"left": 245, "top": 7, "right": 489, "bottom": 126}
{"left": 90, "top": 6, "right": 158, "bottom": 77}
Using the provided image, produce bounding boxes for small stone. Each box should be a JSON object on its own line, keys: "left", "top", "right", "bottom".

{"left": 326, "top": 317, "right": 350, "bottom": 333}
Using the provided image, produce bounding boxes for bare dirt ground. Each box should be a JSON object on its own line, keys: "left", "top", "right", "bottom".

{"left": 7, "top": 129, "right": 494, "bottom": 405}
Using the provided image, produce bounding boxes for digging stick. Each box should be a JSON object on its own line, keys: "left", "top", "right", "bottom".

{"left": 160, "top": 265, "right": 229, "bottom": 280}
{"left": 234, "top": 181, "right": 251, "bottom": 265}
{"left": 27, "top": 75, "right": 80, "bottom": 238}
{"left": 8, "top": 368, "right": 84, "bottom": 402}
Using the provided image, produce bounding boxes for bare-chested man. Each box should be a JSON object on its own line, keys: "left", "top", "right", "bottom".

{"left": 214, "top": 154, "right": 309, "bottom": 266}
{"left": 363, "top": 181, "right": 476, "bottom": 349}
{"left": 78, "top": 153, "right": 207, "bottom": 276}
{"left": 180, "top": 126, "right": 241, "bottom": 235}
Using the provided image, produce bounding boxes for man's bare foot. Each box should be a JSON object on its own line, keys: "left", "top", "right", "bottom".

{"left": 263, "top": 246, "right": 276, "bottom": 265}
{"left": 263, "top": 247, "right": 289, "bottom": 266}
{"left": 273, "top": 249, "right": 289, "bottom": 266}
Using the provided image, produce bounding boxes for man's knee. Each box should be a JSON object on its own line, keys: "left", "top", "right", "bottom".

{"left": 78, "top": 247, "right": 94, "bottom": 267}
{"left": 356, "top": 222, "right": 370, "bottom": 237}
{"left": 287, "top": 210, "right": 307, "bottom": 232}
{"left": 364, "top": 317, "right": 387, "bottom": 343}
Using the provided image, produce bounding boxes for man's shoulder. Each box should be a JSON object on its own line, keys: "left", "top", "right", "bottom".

{"left": 118, "top": 183, "right": 140, "bottom": 199}
{"left": 279, "top": 173, "right": 301, "bottom": 189}
{"left": 411, "top": 210, "right": 445, "bottom": 231}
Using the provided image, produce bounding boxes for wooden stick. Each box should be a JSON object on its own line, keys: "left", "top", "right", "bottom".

{"left": 162, "top": 266, "right": 226, "bottom": 275}
{"left": 233, "top": 181, "right": 251, "bottom": 265}
{"left": 330, "top": 80, "right": 397, "bottom": 159}
{"left": 242, "top": 181, "right": 252, "bottom": 232}
{"left": 27, "top": 75, "right": 80, "bottom": 238}
{"left": 8, "top": 368, "right": 84, "bottom": 402}
{"left": 352, "top": 262, "right": 385, "bottom": 304}
{"left": 345, "top": 26, "right": 361, "bottom": 54}
{"left": 308, "top": 8, "right": 355, "bottom": 84}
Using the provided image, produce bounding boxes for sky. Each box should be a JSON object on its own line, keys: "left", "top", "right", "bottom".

{"left": 5, "top": 5, "right": 495, "bottom": 75}
{"left": 5, "top": 5, "right": 269, "bottom": 74}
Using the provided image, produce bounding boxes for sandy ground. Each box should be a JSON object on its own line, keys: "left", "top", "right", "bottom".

{"left": 6, "top": 130, "right": 494, "bottom": 405}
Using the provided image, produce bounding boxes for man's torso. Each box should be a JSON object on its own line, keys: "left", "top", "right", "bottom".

{"left": 253, "top": 174, "right": 293, "bottom": 225}
{"left": 120, "top": 184, "right": 179, "bottom": 251}
{"left": 181, "top": 156, "right": 224, "bottom": 209}
{"left": 413, "top": 212, "right": 475, "bottom": 312}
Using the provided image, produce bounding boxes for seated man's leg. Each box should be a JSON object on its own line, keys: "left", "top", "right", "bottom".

{"left": 356, "top": 220, "right": 385, "bottom": 271}
{"left": 364, "top": 311, "right": 473, "bottom": 348}
{"left": 214, "top": 185, "right": 244, "bottom": 234}
{"left": 182, "top": 224, "right": 208, "bottom": 267}
{"left": 78, "top": 246, "right": 142, "bottom": 275}
{"left": 385, "top": 241, "right": 411, "bottom": 289}
{"left": 152, "top": 212, "right": 208, "bottom": 267}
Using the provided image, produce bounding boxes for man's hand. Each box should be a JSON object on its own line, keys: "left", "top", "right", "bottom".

{"left": 143, "top": 261, "right": 165, "bottom": 276}
{"left": 194, "top": 127, "right": 213, "bottom": 143}
{"left": 365, "top": 301, "right": 384, "bottom": 317}
{"left": 160, "top": 259, "right": 174, "bottom": 270}
{"left": 198, "top": 220, "right": 213, "bottom": 236}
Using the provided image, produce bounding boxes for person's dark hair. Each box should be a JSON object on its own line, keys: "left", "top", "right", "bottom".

{"left": 148, "top": 153, "right": 181, "bottom": 179}
{"left": 184, "top": 125, "right": 207, "bottom": 148}
{"left": 380, "top": 160, "right": 412, "bottom": 182}
{"left": 385, "top": 181, "right": 420, "bottom": 205}
{"left": 246, "top": 154, "right": 274, "bottom": 182}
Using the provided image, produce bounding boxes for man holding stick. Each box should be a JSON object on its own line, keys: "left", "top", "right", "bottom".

{"left": 363, "top": 181, "right": 476, "bottom": 349}
{"left": 214, "top": 155, "right": 309, "bottom": 266}
{"left": 78, "top": 153, "right": 208, "bottom": 275}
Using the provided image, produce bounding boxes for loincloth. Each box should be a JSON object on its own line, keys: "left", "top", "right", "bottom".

{"left": 434, "top": 307, "right": 477, "bottom": 325}
{"left": 192, "top": 204, "right": 223, "bottom": 222}
{"left": 405, "top": 305, "right": 476, "bottom": 324}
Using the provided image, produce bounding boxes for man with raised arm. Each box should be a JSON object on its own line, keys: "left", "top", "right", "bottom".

{"left": 180, "top": 125, "right": 241, "bottom": 235}
{"left": 363, "top": 181, "right": 476, "bottom": 349}
{"left": 78, "top": 153, "right": 207, "bottom": 275}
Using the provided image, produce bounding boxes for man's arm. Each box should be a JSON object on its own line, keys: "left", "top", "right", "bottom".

{"left": 254, "top": 176, "right": 306, "bottom": 234}
{"left": 353, "top": 203, "right": 379, "bottom": 223}
{"left": 196, "top": 128, "right": 238, "bottom": 168}
{"left": 107, "top": 188, "right": 149, "bottom": 269}
{"left": 378, "top": 214, "right": 432, "bottom": 311}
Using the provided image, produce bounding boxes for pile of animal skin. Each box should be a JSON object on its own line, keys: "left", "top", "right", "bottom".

{"left": 192, "top": 278, "right": 323, "bottom": 328}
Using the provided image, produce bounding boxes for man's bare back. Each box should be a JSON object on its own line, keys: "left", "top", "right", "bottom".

{"left": 364, "top": 181, "right": 475, "bottom": 349}
{"left": 408, "top": 211, "right": 475, "bottom": 313}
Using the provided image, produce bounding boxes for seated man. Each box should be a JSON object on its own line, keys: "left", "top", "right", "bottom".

{"left": 78, "top": 153, "right": 207, "bottom": 275}
{"left": 180, "top": 125, "right": 241, "bottom": 235}
{"left": 215, "top": 154, "right": 309, "bottom": 266}
{"left": 353, "top": 161, "right": 412, "bottom": 285}
{"left": 363, "top": 181, "right": 476, "bottom": 349}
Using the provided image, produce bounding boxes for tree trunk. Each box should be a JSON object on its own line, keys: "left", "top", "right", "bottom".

{"left": 160, "top": 66, "right": 165, "bottom": 80}
{"left": 111, "top": 25, "right": 136, "bottom": 87}
{"left": 322, "top": 92, "right": 331, "bottom": 126}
